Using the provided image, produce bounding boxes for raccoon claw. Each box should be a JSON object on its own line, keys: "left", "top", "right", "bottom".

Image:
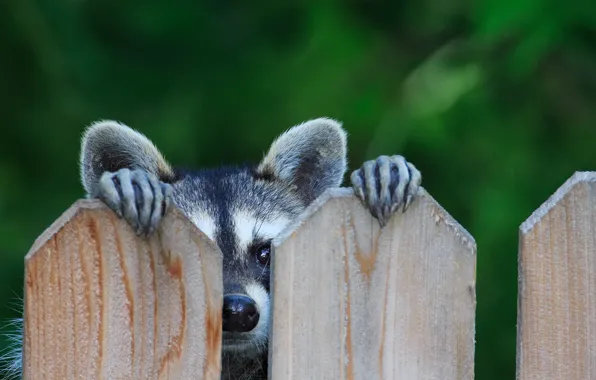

{"left": 95, "top": 168, "right": 172, "bottom": 236}
{"left": 351, "top": 155, "right": 421, "bottom": 228}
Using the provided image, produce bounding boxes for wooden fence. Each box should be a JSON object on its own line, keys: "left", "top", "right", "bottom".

{"left": 20, "top": 172, "right": 594, "bottom": 379}
{"left": 517, "top": 171, "right": 596, "bottom": 380}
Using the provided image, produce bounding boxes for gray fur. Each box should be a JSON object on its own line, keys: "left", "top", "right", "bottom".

{"left": 351, "top": 155, "right": 422, "bottom": 227}
{"left": 80, "top": 121, "right": 175, "bottom": 236}
{"left": 80, "top": 120, "right": 175, "bottom": 191}
{"left": 4, "top": 117, "right": 422, "bottom": 380}
{"left": 257, "top": 117, "right": 348, "bottom": 204}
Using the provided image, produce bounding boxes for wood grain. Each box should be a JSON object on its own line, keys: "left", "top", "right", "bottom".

{"left": 517, "top": 171, "right": 596, "bottom": 380}
{"left": 22, "top": 199, "right": 223, "bottom": 380}
{"left": 268, "top": 188, "right": 477, "bottom": 380}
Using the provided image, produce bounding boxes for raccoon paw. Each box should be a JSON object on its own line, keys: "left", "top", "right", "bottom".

{"left": 351, "top": 155, "right": 421, "bottom": 228}
{"left": 95, "top": 168, "right": 173, "bottom": 236}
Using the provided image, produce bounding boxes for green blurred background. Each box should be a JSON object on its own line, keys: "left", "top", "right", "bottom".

{"left": 2, "top": 0, "right": 596, "bottom": 378}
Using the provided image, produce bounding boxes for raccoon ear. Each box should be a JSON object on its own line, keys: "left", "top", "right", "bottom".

{"left": 79, "top": 120, "right": 175, "bottom": 195}
{"left": 257, "top": 117, "right": 348, "bottom": 204}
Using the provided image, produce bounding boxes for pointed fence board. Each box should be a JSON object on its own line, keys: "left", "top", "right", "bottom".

{"left": 22, "top": 199, "right": 223, "bottom": 380}
{"left": 517, "top": 172, "right": 596, "bottom": 380}
{"left": 268, "top": 188, "right": 477, "bottom": 379}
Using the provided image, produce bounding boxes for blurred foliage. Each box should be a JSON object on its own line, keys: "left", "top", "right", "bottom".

{"left": 2, "top": 0, "right": 596, "bottom": 378}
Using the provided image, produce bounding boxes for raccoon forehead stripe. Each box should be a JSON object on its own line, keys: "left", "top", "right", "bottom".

{"left": 232, "top": 210, "right": 289, "bottom": 252}
{"left": 189, "top": 210, "right": 217, "bottom": 241}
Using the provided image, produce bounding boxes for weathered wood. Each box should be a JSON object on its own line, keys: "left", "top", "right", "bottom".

{"left": 517, "top": 171, "right": 596, "bottom": 380}
{"left": 268, "top": 188, "right": 477, "bottom": 379}
{"left": 22, "top": 199, "right": 223, "bottom": 380}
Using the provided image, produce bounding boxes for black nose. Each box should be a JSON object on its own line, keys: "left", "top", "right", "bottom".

{"left": 222, "top": 294, "right": 260, "bottom": 332}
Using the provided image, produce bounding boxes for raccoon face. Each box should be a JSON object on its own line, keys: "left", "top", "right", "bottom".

{"left": 171, "top": 118, "right": 348, "bottom": 356}
{"left": 171, "top": 167, "right": 304, "bottom": 356}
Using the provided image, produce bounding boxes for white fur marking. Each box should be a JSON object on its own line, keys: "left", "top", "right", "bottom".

{"left": 245, "top": 283, "right": 270, "bottom": 345}
{"left": 233, "top": 211, "right": 255, "bottom": 253}
{"left": 233, "top": 211, "right": 290, "bottom": 253}
{"left": 190, "top": 210, "right": 216, "bottom": 241}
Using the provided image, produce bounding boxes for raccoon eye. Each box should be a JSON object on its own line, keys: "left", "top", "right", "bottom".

{"left": 256, "top": 244, "right": 271, "bottom": 265}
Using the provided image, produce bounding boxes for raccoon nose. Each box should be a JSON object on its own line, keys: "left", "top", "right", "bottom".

{"left": 222, "top": 294, "right": 260, "bottom": 332}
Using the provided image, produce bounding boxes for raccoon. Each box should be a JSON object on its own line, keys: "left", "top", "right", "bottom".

{"left": 3, "top": 118, "right": 421, "bottom": 380}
